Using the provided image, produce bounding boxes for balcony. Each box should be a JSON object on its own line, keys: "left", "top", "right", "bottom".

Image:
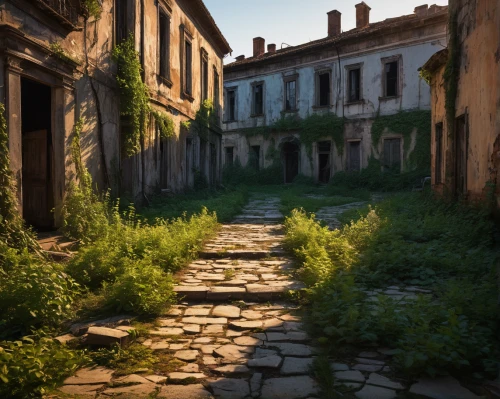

{"left": 35, "top": 0, "right": 81, "bottom": 30}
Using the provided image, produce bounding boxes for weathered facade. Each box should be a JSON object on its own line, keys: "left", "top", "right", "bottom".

{"left": 422, "top": 0, "right": 500, "bottom": 208}
{"left": 222, "top": 3, "right": 447, "bottom": 183}
{"left": 0, "top": 0, "right": 230, "bottom": 229}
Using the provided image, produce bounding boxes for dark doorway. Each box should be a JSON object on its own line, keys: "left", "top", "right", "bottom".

{"left": 282, "top": 142, "right": 299, "bottom": 183}
{"left": 318, "top": 141, "right": 331, "bottom": 183}
{"left": 209, "top": 143, "right": 216, "bottom": 186}
{"left": 455, "top": 116, "right": 467, "bottom": 196}
{"left": 21, "top": 78, "right": 53, "bottom": 229}
{"left": 250, "top": 145, "right": 260, "bottom": 171}
{"left": 348, "top": 141, "right": 361, "bottom": 171}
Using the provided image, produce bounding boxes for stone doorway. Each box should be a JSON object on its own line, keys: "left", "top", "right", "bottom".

{"left": 282, "top": 141, "right": 299, "bottom": 183}
{"left": 21, "top": 78, "right": 54, "bottom": 229}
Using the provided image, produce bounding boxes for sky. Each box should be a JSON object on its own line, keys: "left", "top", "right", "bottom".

{"left": 204, "top": 0, "right": 449, "bottom": 64}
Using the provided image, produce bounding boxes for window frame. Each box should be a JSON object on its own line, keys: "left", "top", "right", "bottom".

{"left": 158, "top": 3, "right": 172, "bottom": 86}
{"left": 115, "top": 0, "right": 129, "bottom": 46}
{"left": 381, "top": 55, "right": 402, "bottom": 99}
{"left": 382, "top": 137, "right": 403, "bottom": 172}
{"left": 314, "top": 67, "right": 332, "bottom": 108}
{"left": 180, "top": 24, "right": 194, "bottom": 101}
{"left": 224, "top": 86, "right": 237, "bottom": 122}
{"left": 283, "top": 73, "right": 299, "bottom": 112}
{"left": 346, "top": 139, "right": 362, "bottom": 171}
{"left": 251, "top": 81, "right": 265, "bottom": 117}
{"left": 225, "top": 146, "right": 234, "bottom": 166}
{"left": 200, "top": 48, "right": 209, "bottom": 101}
{"left": 345, "top": 63, "right": 363, "bottom": 104}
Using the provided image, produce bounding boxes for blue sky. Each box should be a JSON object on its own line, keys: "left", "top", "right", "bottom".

{"left": 204, "top": 0, "right": 449, "bottom": 63}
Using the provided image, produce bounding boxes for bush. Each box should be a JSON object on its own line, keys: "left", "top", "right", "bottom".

{"left": 0, "top": 336, "right": 88, "bottom": 398}
{"left": 0, "top": 253, "right": 79, "bottom": 337}
{"left": 222, "top": 159, "right": 283, "bottom": 186}
{"left": 105, "top": 261, "right": 175, "bottom": 315}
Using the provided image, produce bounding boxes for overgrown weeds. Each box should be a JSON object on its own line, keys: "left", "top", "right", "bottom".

{"left": 285, "top": 192, "right": 500, "bottom": 378}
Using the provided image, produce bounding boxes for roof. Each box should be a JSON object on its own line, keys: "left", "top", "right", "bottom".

{"left": 225, "top": 5, "right": 447, "bottom": 72}
{"left": 186, "top": 0, "right": 232, "bottom": 56}
{"left": 420, "top": 48, "right": 449, "bottom": 73}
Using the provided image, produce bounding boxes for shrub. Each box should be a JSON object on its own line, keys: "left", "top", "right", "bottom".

{"left": 105, "top": 261, "right": 175, "bottom": 315}
{"left": 0, "top": 254, "right": 79, "bottom": 337}
{"left": 89, "top": 343, "right": 157, "bottom": 376}
{"left": 0, "top": 336, "right": 88, "bottom": 398}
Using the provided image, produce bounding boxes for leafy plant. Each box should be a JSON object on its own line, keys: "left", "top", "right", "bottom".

{"left": 89, "top": 343, "right": 157, "bottom": 376}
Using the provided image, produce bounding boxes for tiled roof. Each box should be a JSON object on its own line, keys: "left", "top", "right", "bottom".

{"left": 193, "top": 0, "right": 232, "bottom": 55}
{"left": 225, "top": 6, "right": 447, "bottom": 71}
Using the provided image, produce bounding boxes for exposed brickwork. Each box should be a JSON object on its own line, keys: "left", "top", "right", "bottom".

{"left": 327, "top": 10, "right": 341, "bottom": 37}
{"left": 355, "top": 2, "right": 371, "bottom": 29}
{"left": 253, "top": 37, "right": 265, "bottom": 57}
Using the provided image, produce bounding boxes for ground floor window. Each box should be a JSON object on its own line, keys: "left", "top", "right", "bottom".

{"left": 250, "top": 145, "right": 260, "bottom": 171}
{"left": 225, "top": 147, "right": 234, "bottom": 166}
{"left": 383, "top": 138, "right": 401, "bottom": 171}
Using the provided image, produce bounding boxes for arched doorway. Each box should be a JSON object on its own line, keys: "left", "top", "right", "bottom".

{"left": 281, "top": 139, "right": 300, "bottom": 183}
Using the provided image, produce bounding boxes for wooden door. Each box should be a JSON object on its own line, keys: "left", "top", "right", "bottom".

{"left": 22, "top": 130, "right": 51, "bottom": 228}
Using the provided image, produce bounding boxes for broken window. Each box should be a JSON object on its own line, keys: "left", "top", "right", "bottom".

{"left": 226, "top": 89, "right": 236, "bottom": 121}
{"left": 225, "top": 147, "right": 234, "bottom": 166}
{"left": 250, "top": 145, "right": 260, "bottom": 170}
{"left": 348, "top": 68, "right": 361, "bottom": 102}
{"left": 383, "top": 138, "right": 401, "bottom": 171}
{"left": 435, "top": 123, "right": 443, "bottom": 184}
{"left": 200, "top": 50, "right": 208, "bottom": 100}
{"left": 253, "top": 83, "right": 264, "bottom": 115}
{"left": 159, "top": 10, "right": 170, "bottom": 79}
{"left": 318, "top": 72, "right": 330, "bottom": 106}
{"left": 384, "top": 61, "right": 398, "bottom": 97}
{"left": 285, "top": 80, "right": 296, "bottom": 111}
{"left": 115, "top": 0, "right": 128, "bottom": 45}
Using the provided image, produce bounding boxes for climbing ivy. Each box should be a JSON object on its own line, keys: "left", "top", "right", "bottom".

{"left": 190, "top": 100, "right": 221, "bottom": 141}
{"left": 152, "top": 111, "right": 175, "bottom": 140}
{"left": 0, "top": 103, "right": 38, "bottom": 251}
{"left": 112, "top": 35, "right": 150, "bottom": 157}
{"left": 82, "top": 0, "right": 102, "bottom": 20}
{"left": 371, "top": 110, "right": 431, "bottom": 172}
{"left": 240, "top": 113, "right": 345, "bottom": 158}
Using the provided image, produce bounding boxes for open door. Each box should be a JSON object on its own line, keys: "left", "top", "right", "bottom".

{"left": 22, "top": 130, "right": 52, "bottom": 228}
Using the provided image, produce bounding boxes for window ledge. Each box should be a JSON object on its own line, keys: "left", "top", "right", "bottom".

{"left": 312, "top": 105, "right": 333, "bottom": 110}
{"left": 158, "top": 75, "right": 173, "bottom": 88}
{"left": 182, "top": 92, "right": 195, "bottom": 102}
{"left": 250, "top": 114, "right": 264, "bottom": 118}
{"left": 379, "top": 96, "right": 400, "bottom": 101}
{"left": 345, "top": 100, "right": 364, "bottom": 106}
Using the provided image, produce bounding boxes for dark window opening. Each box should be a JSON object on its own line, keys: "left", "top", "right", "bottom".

{"left": 283, "top": 142, "right": 300, "bottom": 183}
{"left": 435, "top": 123, "right": 443, "bottom": 184}
{"left": 159, "top": 11, "right": 170, "bottom": 79}
{"left": 116, "top": 0, "right": 128, "bottom": 45}
{"left": 253, "top": 84, "right": 263, "bottom": 115}
{"left": 225, "top": 147, "right": 234, "bottom": 166}
{"left": 184, "top": 40, "right": 192, "bottom": 95}
{"left": 348, "top": 68, "right": 361, "bottom": 102}
{"left": 250, "top": 145, "right": 260, "bottom": 170}
{"left": 319, "top": 73, "right": 330, "bottom": 106}
{"left": 227, "top": 90, "right": 236, "bottom": 121}
{"left": 318, "top": 141, "right": 331, "bottom": 183}
{"left": 285, "top": 80, "right": 296, "bottom": 111}
{"left": 383, "top": 138, "right": 401, "bottom": 171}
{"left": 201, "top": 55, "right": 208, "bottom": 100}
{"left": 385, "top": 61, "right": 398, "bottom": 97}
{"left": 213, "top": 69, "right": 220, "bottom": 112}
{"left": 348, "top": 141, "right": 361, "bottom": 171}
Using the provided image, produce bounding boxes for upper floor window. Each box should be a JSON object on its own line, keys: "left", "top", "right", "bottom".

{"left": 115, "top": 0, "right": 128, "bottom": 45}
{"left": 252, "top": 82, "right": 264, "bottom": 116}
{"left": 213, "top": 67, "right": 220, "bottom": 107}
{"left": 346, "top": 64, "right": 362, "bottom": 102}
{"left": 283, "top": 75, "right": 298, "bottom": 111}
{"left": 201, "top": 49, "right": 209, "bottom": 101}
{"left": 158, "top": 8, "right": 171, "bottom": 81}
{"left": 315, "top": 69, "right": 331, "bottom": 107}
{"left": 226, "top": 88, "right": 237, "bottom": 122}
{"left": 382, "top": 56, "right": 401, "bottom": 97}
{"left": 181, "top": 25, "right": 193, "bottom": 99}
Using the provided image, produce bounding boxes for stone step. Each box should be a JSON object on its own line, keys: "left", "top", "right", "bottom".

{"left": 199, "top": 249, "right": 286, "bottom": 260}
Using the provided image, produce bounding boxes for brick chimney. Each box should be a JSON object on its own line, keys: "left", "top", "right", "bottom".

{"left": 267, "top": 43, "right": 276, "bottom": 54}
{"left": 253, "top": 37, "right": 265, "bottom": 57}
{"left": 327, "top": 10, "right": 341, "bottom": 37}
{"left": 355, "top": 2, "right": 371, "bottom": 29}
{"left": 414, "top": 4, "right": 429, "bottom": 17}
{"left": 235, "top": 55, "right": 245, "bottom": 61}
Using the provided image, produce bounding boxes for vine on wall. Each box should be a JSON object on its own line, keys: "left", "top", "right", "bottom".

{"left": 190, "top": 100, "right": 221, "bottom": 141}
{"left": 371, "top": 110, "right": 431, "bottom": 172}
{"left": 444, "top": 10, "right": 459, "bottom": 139}
{"left": 152, "top": 111, "right": 175, "bottom": 140}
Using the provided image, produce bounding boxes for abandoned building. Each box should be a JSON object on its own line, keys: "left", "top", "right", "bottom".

{"left": 421, "top": 0, "right": 500, "bottom": 209}
{"left": 0, "top": 0, "right": 231, "bottom": 229}
{"left": 222, "top": 3, "right": 448, "bottom": 183}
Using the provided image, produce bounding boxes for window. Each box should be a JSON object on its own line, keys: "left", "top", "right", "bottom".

{"left": 201, "top": 50, "right": 208, "bottom": 100}
{"left": 181, "top": 25, "right": 193, "bottom": 98}
{"left": 383, "top": 138, "right": 401, "bottom": 171}
{"left": 348, "top": 68, "right": 361, "bottom": 102}
{"left": 213, "top": 68, "right": 220, "bottom": 109}
{"left": 384, "top": 60, "right": 399, "bottom": 97}
{"left": 252, "top": 83, "right": 264, "bottom": 115}
{"left": 348, "top": 140, "right": 361, "bottom": 171}
{"left": 285, "top": 80, "right": 296, "bottom": 111}
{"left": 250, "top": 146, "right": 260, "bottom": 170}
{"left": 435, "top": 123, "right": 443, "bottom": 184}
{"left": 225, "top": 147, "right": 234, "bottom": 166}
{"left": 318, "top": 141, "right": 331, "bottom": 183}
{"left": 226, "top": 88, "right": 237, "bottom": 121}
{"left": 159, "top": 9, "right": 170, "bottom": 80}
{"left": 316, "top": 71, "right": 331, "bottom": 107}
{"left": 115, "top": 0, "right": 128, "bottom": 45}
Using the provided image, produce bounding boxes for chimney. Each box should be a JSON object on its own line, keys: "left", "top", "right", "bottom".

{"left": 253, "top": 37, "right": 265, "bottom": 57}
{"left": 267, "top": 43, "right": 276, "bottom": 54}
{"left": 327, "top": 10, "right": 341, "bottom": 37}
{"left": 414, "top": 4, "right": 429, "bottom": 17}
{"left": 355, "top": 2, "right": 371, "bottom": 29}
{"left": 235, "top": 55, "right": 245, "bottom": 61}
